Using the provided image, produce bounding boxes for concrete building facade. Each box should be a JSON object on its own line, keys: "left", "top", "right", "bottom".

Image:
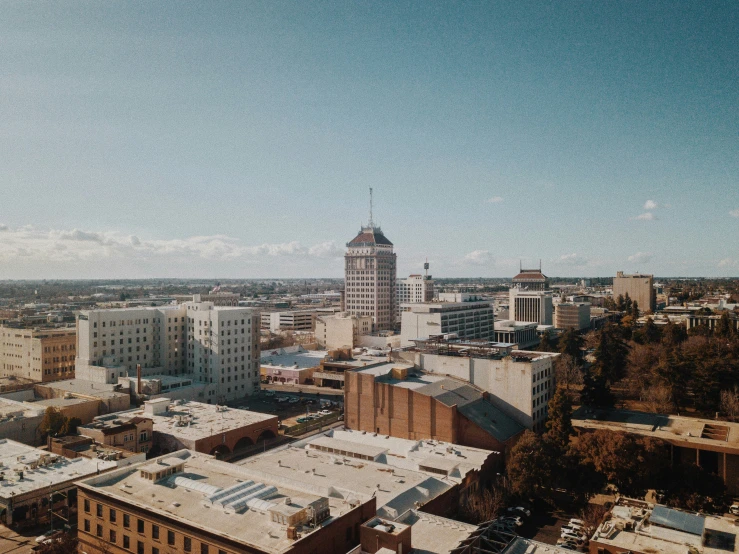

{"left": 554, "top": 302, "right": 591, "bottom": 330}
{"left": 508, "top": 289, "right": 553, "bottom": 325}
{"left": 613, "top": 271, "right": 656, "bottom": 313}
{"left": 512, "top": 267, "right": 549, "bottom": 291}
{"left": 344, "top": 224, "right": 397, "bottom": 332}
{"left": 0, "top": 325, "right": 76, "bottom": 382}
{"left": 396, "top": 273, "right": 434, "bottom": 317}
{"left": 315, "top": 312, "right": 372, "bottom": 349}
{"left": 260, "top": 310, "right": 317, "bottom": 333}
{"left": 399, "top": 301, "right": 494, "bottom": 347}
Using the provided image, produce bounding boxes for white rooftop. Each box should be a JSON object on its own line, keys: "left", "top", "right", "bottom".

{"left": 123, "top": 399, "right": 276, "bottom": 442}
{"left": 78, "top": 450, "right": 350, "bottom": 554}
{"left": 260, "top": 349, "right": 326, "bottom": 370}
{"left": 0, "top": 397, "right": 44, "bottom": 419}
{"left": 396, "top": 510, "right": 479, "bottom": 553}
{"left": 0, "top": 439, "right": 117, "bottom": 500}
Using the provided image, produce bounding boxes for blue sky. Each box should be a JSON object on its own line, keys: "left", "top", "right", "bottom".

{"left": 0, "top": 1, "right": 737, "bottom": 279}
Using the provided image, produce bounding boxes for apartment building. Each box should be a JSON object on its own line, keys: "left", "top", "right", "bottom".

{"left": 613, "top": 271, "right": 656, "bottom": 313}
{"left": 344, "top": 223, "right": 397, "bottom": 332}
{"left": 396, "top": 273, "right": 434, "bottom": 318}
{"left": 0, "top": 325, "right": 76, "bottom": 382}
{"left": 399, "top": 301, "right": 494, "bottom": 347}
{"left": 260, "top": 310, "right": 317, "bottom": 333}
{"left": 76, "top": 300, "right": 260, "bottom": 404}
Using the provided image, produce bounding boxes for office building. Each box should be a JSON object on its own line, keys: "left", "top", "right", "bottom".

{"left": 512, "top": 265, "right": 549, "bottom": 291}
{"left": 508, "top": 288, "right": 553, "bottom": 325}
{"left": 396, "top": 269, "right": 434, "bottom": 319}
{"left": 613, "top": 271, "right": 656, "bottom": 313}
{"left": 0, "top": 439, "right": 117, "bottom": 527}
{"left": 76, "top": 300, "right": 260, "bottom": 404}
{"left": 554, "top": 302, "right": 591, "bottom": 330}
{"left": 315, "top": 312, "right": 372, "bottom": 349}
{"left": 590, "top": 497, "right": 739, "bottom": 554}
{"left": 0, "top": 325, "right": 76, "bottom": 382}
{"left": 260, "top": 310, "right": 318, "bottom": 333}
{"left": 344, "top": 209, "right": 397, "bottom": 332}
{"left": 399, "top": 301, "right": 494, "bottom": 347}
{"left": 76, "top": 450, "right": 377, "bottom": 554}
{"left": 345, "top": 361, "right": 525, "bottom": 451}
{"left": 493, "top": 320, "right": 539, "bottom": 349}
{"left": 403, "top": 338, "right": 558, "bottom": 431}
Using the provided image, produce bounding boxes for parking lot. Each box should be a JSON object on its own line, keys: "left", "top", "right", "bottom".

{"left": 500, "top": 500, "right": 590, "bottom": 551}
{"left": 231, "top": 390, "right": 343, "bottom": 428}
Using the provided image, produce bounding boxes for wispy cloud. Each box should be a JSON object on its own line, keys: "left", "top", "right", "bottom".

{"left": 730, "top": 209, "right": 739, "bottom": 218}
{"left": 643, "top": 200, "right": 658, "bottom": 210}
{"left": 557, "top": 253, "right": 589, "bottom": 267}
{"left": 632, "top": 212, "right": 656, "bottom": 221}
{"left": 462, "top": 250, "right": 493, "bottom": 265}
{"left": 718, "top": 258, "right": 739, "bottom": 269}
{"left": 486, "top": 196, "right": 504, "bottom": 204}
{"left": 628, "top": 251, "right": 653, "bottom": 264}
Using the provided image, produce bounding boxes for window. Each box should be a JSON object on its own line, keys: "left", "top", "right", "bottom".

{"left": 138, "top": 541, "right": 145, "bottom": 554}
{"left": 137, "top": 519, "right": 144, "bottom": 533}
{"left": 124, "top": 513, "right": 130, "bottom": 528}
{"left": 84, "top": 499, "right": 90, "bottom": 513}
{"left": 97, "top": 503, "right": 103, "bottom": 517}
{"left": 96, "top": 524, "right": 103, "bottom": 538}
{"left": 153, "top": 548, "right": 159, "bottom": 554}
{"left": 110, "top": 530, "right": 117, "bottom": 543}
{"left": 84, "top": 519, "right": 90, "bottom": 532}
{"left": 140, "top": 431, "right": 148, "bottom": 442}
{"left": 152, "top": 525, "right": 159, "bottom": 540}
{"left": 124, "top": 535, "right": 130, "bottom": 549}
{"left": 168, "top": 530, "right": 175, "bottom": 546}
{"left": 110, "top": 508, "right": 117, "bottom": 523}
{"left": 201, "top": 544, "right": 209, "bottom": 554}
{"left": 184, "top": 537, "right": 192, "bottom": 552}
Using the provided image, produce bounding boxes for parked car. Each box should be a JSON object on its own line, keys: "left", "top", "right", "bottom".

{"left": 569, "top": 519, "right": 585, "bottom": 527}
{"left": 730, "top": 504, "right": 739, "bottom": 515}
{"left": 501, "top": 516, "right": 523, "bottom": 527}
{"left": 557, "top": 542, "right": 577, "bottom": 551}
{"left": 561, "top": 530, "right": 586, "bottom": 543}
{"left": 297, "top": 417, "right": 310, "bottom": 423}
{"left": 508, "top": 506, "right": 531, "bottom": 517}
{"left": 318, "top": 409, "right": 332, "bottom": 416}
{"left": 265, "top": 390, "right": 276, "bottom": 397}
{"left": 288, "top": 397, "right": 300, "bottom": 404}
{"left": 276, "top": 396, "right": 289, "bottom": 403}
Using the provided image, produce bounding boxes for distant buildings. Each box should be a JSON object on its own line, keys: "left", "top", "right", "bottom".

{"left": 344, "top": 217, "right": 397, "bottom": 331}
{"left": 613, "top": 271, "right": 656, "bottom": 313}
{"left": 399, "top": 300, "right": 495, "bottom": 347}
{"left": 396, "top": 270, "right": 434, "bottom": 319}
{"left": 260, "top": 310, "right": 318, "bottom": 333}
{"left": 512, "top": 265, "right": 549, "bottom": 291}
{"left": 493, "top": 320, "right": 539, "bottom": 349}
{"left": 0, "top": 324, "right": 76, "bottom": 382}
{"left": 554, "top": 302, "right": 591, "bottom": 330}
{"left": 76, "top": 299, "right": 260, "bottom": 404}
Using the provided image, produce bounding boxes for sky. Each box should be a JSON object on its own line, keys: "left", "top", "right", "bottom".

{"left": 0, "top": 1, "right": 737, "bottom": 279}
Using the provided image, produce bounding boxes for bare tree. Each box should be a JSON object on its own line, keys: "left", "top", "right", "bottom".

{"left": 461, "top": 487, "right": 507, "bottom": 524}
{"left": 579, "top": 504, "right": 607, "bottom": 535}
{"left": 554, "top": 354, "right": 582, "bottom": 392}
{"left": 720, "top": 387, "right": 739, "bottom": 421}
{"left": 643, "top": 384, "right": 673, "bottom": 414}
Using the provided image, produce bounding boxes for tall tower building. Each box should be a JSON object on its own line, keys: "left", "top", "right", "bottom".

{"left": 344, "top": 189, "right": 397, "bottom": 331}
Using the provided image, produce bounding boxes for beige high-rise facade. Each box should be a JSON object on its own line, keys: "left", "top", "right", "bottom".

{"left": 0, "top": 325, "right": 76, "bottom": 382}
{"left": 344, "top": 224, "right": 397, "bottom": 332}
{"left": 613, "top": 271, "right": 656, "bottom": 313}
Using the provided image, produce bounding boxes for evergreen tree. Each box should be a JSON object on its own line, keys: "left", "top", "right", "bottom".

{"left": 538, "top": 329, "right": 553, "bottom": 352}
{"left": 581, "top": 367, "right": 615, "bottom": 408}
{"left": 593, "top": 325, "right": 629, "bottom": 383}
{"left": 616, "top": 294, "right": 626, "bottom": 312}
{"left": 631, "top": 300, "right": 639, "bottom": 317}
{"left": 643, "top": 318, "right": 661, "bottom": 344}
{"left": 545, "top": 387, "right": 573, "bottom": 452}
{"left": 558, "top": 328, "right": 584, "bottom": 363}
{"left": 507, "top": 431, "right": 554, "bottom": 499}
{"left": 715, "top": 312, "right": 735, "bottom": 338}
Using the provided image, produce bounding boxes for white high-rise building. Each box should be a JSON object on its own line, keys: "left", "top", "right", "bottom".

{"left": 396, "top": 273, "right": 434, "bottom": 318}
{"left": 399, "top": 300, "right": 494, "bottom": 347}
{"left": 344, "top": 191, "right": 397, "bottom": 331}
{"left": 76, "top": 300, "right": 260, "bottom": 404}
{"left": 509, "top": 288, "right": 553, "bottom": 325}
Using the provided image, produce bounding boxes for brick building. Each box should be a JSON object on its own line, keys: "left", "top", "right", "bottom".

{"left": 79, "top": 414, "right": 154, "bottom": 454}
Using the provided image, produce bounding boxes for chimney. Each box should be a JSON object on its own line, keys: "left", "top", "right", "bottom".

{"left": 137, "top": 364, "right": 142, "bottom": 394}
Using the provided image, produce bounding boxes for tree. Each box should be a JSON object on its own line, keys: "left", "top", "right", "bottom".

{"left": 642, "top": 385, "right": 672, "bottom": 414}
{"left": 558, "top": 328, "right": 584, "bottom": 363}
{"left": 643, "top": 318, "right": 661, "bottom": 344}
{"left": 715, "top": 312, "right": 736, "bottom": 338}
{"left": 720, "top": 387, "right": 739, "bottom": 421}
{"left": 460, "top": 487, "right": 508, "bottom": 524}
{"left": 507, "top": 431, "right": 554, "bottom": 499}
{"left": 580, "top": 367, "right": 615, "bottom": 408}
{"left": 554, "top": 354, "right": 583, "bottom": 392}
{"left": 631, "top": 300, "right": 639, "bottom": 318}
{"left": 39, "top": 407, "right": 67, "bottom": 440}
{"left": 616, "top": 294, "right": 626, "bottom": 312}
{"left": 545, "top": 387, "right": 573, "bottom": 453}
{"left": 538, "top": 329, "right": 553, "bottom": 352}
{"left": 35, "top": 530, "right": 78, "bottom": 554}
{"left": 654, "top": 349, "right": 693, "bottom": 411}
{"left": 663, "top": 463, "right": 727, "bottom": 513}
{"left": 592, "top": 325, "right": 629, "bottom": 383}
{"left": 662, "top": 321, "right": 687, "bottom": 346}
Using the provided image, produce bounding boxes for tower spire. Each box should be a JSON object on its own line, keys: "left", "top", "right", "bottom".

{"left": 368, "top": 187, "right": 374, "bottom": 228}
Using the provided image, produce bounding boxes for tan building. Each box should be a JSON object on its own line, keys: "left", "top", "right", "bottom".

{"left": 344, "top": 216, "right": 397, "bottom": 332}
{"left": 76, "top": 449, "right": 377, "bottom": 554}
{"left": 79, "top": 414, "right": 154, "bottom": 454}
{"left": 613, "top": 271, "right": 656, "bottom": 313}
{"left": 554, "top": 302, "right": 591, "bottom": 330}
{"left": 315, "top": 312, "right": 372, "bottom": 349}
{"left": 512, "top": 265, "right": 549, "bottom": 291}
{"left": 0, "top": 325, "right": 76, "bottom": 382}
{"left": 48, "top": 435, "right": 147, "bottom": 467}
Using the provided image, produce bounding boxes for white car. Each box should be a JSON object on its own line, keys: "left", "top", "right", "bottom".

{"left": 569, "top": 519, "right": 585, "bottom": 526}
{"left": 508, "top": 506, "right": 531, "bottom": 517}
{"left": 730, "top": 504, "right": 739, "bottom": 516}
{"left": 318, "top": 409, "right": 332, "bottom": 416}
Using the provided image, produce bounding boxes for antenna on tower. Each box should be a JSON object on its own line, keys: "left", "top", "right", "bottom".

{"left": 368, "top": 187, "right": 374, "bottom": 228}
{"left": 424, "top": 258, "right": 429, "bottom": 277}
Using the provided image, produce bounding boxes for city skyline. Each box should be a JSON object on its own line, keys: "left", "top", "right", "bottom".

{"left": 1, "top": 2, "right": 737, "bottom": 279}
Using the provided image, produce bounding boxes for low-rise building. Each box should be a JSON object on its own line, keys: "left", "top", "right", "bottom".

{"left": 555, "top": 302, "right": 591, "bottom": 330}
{"left": 0, "top": 439, "right": 117, "bottom": 528}
{"left": 493, "top": 320, "right": 539, "bottom": 349}
{"left": 79, "top": 414, "right": 154, "bottom": 454}
{"left": 572, "top": 408, "right": 739, "bottom": 495}
{"left": 120, "top": 398, "right": 279, "bottom": 457}
{"left": 261, "top": 310, "right": 318, "bottom": 333}
{"left": 345, "top": 362, "right": 525, "bottom": 452}
{"left": 400, "top": 301, "right": 494, "bottom": 347}
{"left": 590, "top": 497, "right": 739, "bottom": 554}
{"left": 0, "top": 397, "right": 46, "bottom": 445}
{"left": 315, "top": 312, "right": 373, "bottom": 349}
{"left": 508, "top": 288, "right": 553, "bottom": 326}
{"left": 686, "top": 313, "right": 739, "bottom": 333}
{"left": 260, "top": 346, "right": 325, "bottom": 385}
{"left": 76, "top": 449, "right": 377, "bottom": 554}
{"left": 0, "top": 324, "right": 76, "bottom": 382}
{"left": 47, "top": 435, "right": 146, "bottom": 467}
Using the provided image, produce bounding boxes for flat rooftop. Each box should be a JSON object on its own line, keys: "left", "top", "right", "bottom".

{"left": 0, "top": 397, "right": 44, "bottom": 418}
{"left": 260, "top": 349, "right": 326, "bottom": 370}
{"left": 592, "top": 498, "right": 739, "bottom": 554}
{"left": 124, "top": 400, "right": 276, "bottom": 442}
{"left": 502, "top": 537, "right": 578, "bottom": 554}
{"left": 238, "top": 432, "right": 464, "bottom": 520}
{"left": 394, "top": 510, "right": 480, "bottom": 554}
{"left": 77, "top": 450, "right": 346, "bottom": 554}
{"left": 572, "top": 407, "right": 739, "bottom": 453}
{"left": 38, "top": 379, "right": 129, "bottom": 400}
{"left": 0, "top": 439, "right": 117, "bottom": 500}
